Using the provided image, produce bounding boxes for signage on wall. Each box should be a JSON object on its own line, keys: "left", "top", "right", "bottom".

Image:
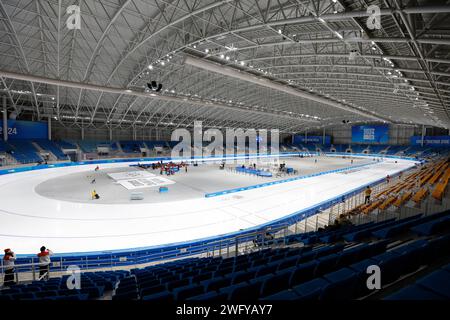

{"left": 410, "top": 136, "right": 450, "bottom": 146}
{"left": 0, "top": 120, "right": 48, "bottom": 140}
{"left": 351, "top": 125, "right": 389, "bottom": 144}
{"left": 293, "top": 136, "right": 331, "bottom": 144}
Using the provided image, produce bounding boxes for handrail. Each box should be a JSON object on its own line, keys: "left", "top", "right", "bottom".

{"left": 0, "top": 223, "right": 290, "bottom": 286}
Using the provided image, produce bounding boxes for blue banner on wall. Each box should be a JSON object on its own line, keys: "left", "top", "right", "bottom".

{"left": 352, "top": 125, "right": 389, "bottom": 144}
{"left": 293, "top": 136, "right": 331, "bottom": 144}
{"left": 0, "top": 120, "right": 48, "bottom": 140}
{"left": 410, "top": 136, "right": 450, "bottom": 146}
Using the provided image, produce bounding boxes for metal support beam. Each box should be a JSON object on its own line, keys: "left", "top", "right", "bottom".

{"left": 48, "top": 116, "right": 51, "bottom": 141}
{"left": 421, "top": 125, "right": 426, "bottom": 147}
{"left": 0, "top": 69, "right": 315, "bottom": 125}
{"left": 3, "top": 96, "right": 7, "bottom": 142}
{"left": 184, "top": 56, "right": 392, "bottom": 122}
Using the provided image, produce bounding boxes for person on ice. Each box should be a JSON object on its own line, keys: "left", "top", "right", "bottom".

{"left": 91, "top": 190, "right": 100, "bottom": 200}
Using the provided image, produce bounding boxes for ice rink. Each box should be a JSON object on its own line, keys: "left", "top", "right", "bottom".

{"left": 0, "top": 155, "right": 417, "bottom": 255}
{"left": 34, "top": 155, "right": 370, "bottom": 204}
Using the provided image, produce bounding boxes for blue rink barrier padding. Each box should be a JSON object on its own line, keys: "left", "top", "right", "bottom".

{"left": 235, "top": 166, "right": 273, "bottom": 177}
{"left": 205, "top": 161, "right": 380, "bottom": 198}
{"left": 7, "top": 152, "right": 419, "bottom": 264}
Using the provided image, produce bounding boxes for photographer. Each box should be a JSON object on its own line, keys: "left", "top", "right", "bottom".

{"left": 37, "top": 246, "right": 53, "bottom": 281}
{"left": 3, "top": 248, "right": 16, "bottom": 286}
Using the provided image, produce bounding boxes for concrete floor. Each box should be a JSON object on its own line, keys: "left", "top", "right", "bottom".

{"left": 34, "top": 156, "right": 370, "bottom": 204}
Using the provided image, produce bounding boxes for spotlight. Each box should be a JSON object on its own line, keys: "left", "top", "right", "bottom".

{"left": 147, "top": 81, "right": 163, "bottom": 92}
{"left": 349, "top": 50, "right": 358, "bottom": 61}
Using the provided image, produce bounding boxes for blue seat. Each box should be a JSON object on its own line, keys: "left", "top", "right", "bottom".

{"left": 384, "top": 284, "right": 445, "bottom": 300}
{"left": 321, "top": 268, "right": 358, "bottom": 300}
{"left": 289, "top": 261, "right": 317, "bottom": 287}
{"left": 314, "top": 254, "right": 339, "bottom": 276}
{"left": 297, "top": 251, "right": 316, "bottom": 263}
{"left": 138, "top": 278, "right": 160, "bottom": 289}
{"left": 411, "top": 216, "right": 450, "bottom": 236}
{"left": 191, "top": 272, "right": 214, "bottom": 284}
{"left": 203, "top": 277, "right": 232, "bottom": 292}
{"left": 416, "top": 269, "right": 450, "bottom": 298}
{"left": 231, "top": 270, "right": 257, "bottom": 284}
{"left": 80, "top": 286, "right": 104, "bottom": 298}
{"left": 228, "top": 281, "right": 263, "bottom": 300}
{"left": 372, "top": 218, "right": 421, "bottom": 239}
{"left": 277, "top": 257, "right": 298, "bottom": 271}
{"left": 260, "top": 270, "right": 292, "bottom": 297}
{"left": 233, "top": 261, "right": 251, "bottom": 271}
{"left": 140, "top": 284, "right": 166, "bottom": 297}
{"left": 336, "top": 244, "right": 370, "bottom": 267}
{"left": 284, "top": 248, "right": 304, "bottom": 257}
{"left": 292, "top": 278, "right": 330, "bottom": 300}
{"left": 166, "top": 278, "right": 190, "bottom": 291}
{"left": 260, "top": 290, "right": 299, "bottom": 300}
{"left": 371, "top": 252, "right": 405, "bottom": 283}
{"left": 10, "top": 293, "right": 36, "bottom": 300}
{"left": 113, "top": 291, "right": 138, "bottom": 300}
{"left": 141, "top": 291, "right": 173, "bottom": 301}
{"left": 173, "top": 284, "right": 204, "bottom": 300}
{"left": 442, "top": 263, "right": 450, "bottom": 273}
{"left": 255, "top": 264, "right": 278, "bottom": 277}
{"left": 187, "top": 291, "right": 227, "bottom": 301}
{"left": 35, "top": 291, "right": 59, "bottom": 298}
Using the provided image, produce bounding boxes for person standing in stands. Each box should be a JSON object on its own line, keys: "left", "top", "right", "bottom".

{"left": 37, "top": 246, "right": 53, "bottom": 281}
{"left": 3, "top": 248, "right": 16, "bottom": 286}
{"left": 364, "top": 186, "right": 372, "bottom": 204}
{"left": 386, "top": 175, "right": 391, "bottom": 184}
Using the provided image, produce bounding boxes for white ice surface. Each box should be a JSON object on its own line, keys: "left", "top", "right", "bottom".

{"left": 0, "top": 158, "right": 416, "bottom": 255}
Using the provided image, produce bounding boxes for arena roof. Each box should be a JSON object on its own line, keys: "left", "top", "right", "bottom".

{"left": 0, "top": 0, "right": 449, "bottom": 133}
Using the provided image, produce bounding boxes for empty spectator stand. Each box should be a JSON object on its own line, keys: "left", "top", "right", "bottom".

{"left": 3, "top": 140, "right": 42, "bottom": 164}
{"left": 33, "top": 139, "right": 68, "bottom": 160}
{"left": 2, "top": 209, "right": 449, "bottom": 301}
{"left": 54, "top": 140, "right": 77, "bottom": 150}
{"left": 120, "top": 141, "right": 146, "bottom": 153}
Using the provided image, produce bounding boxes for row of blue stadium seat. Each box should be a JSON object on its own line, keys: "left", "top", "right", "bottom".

{"left": 0, "top": 270, "right": 129, "bottom": 300}
{"left": 112, "top": 232, "right": 449, "bottom": 301}
{"left": 385, "top": 263, "right": 450, "bottom": 300}
{"left": 4, "top": 140, "right": 42, "bottom": 163}
{"left": 109, "top": 211, "right": 450, "bottom": 301}
{"left": 34, "top": 139, "right": 68, "bottom": 160}
{"left": 2, "top": 210, "right": 448, "bottom": 301}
